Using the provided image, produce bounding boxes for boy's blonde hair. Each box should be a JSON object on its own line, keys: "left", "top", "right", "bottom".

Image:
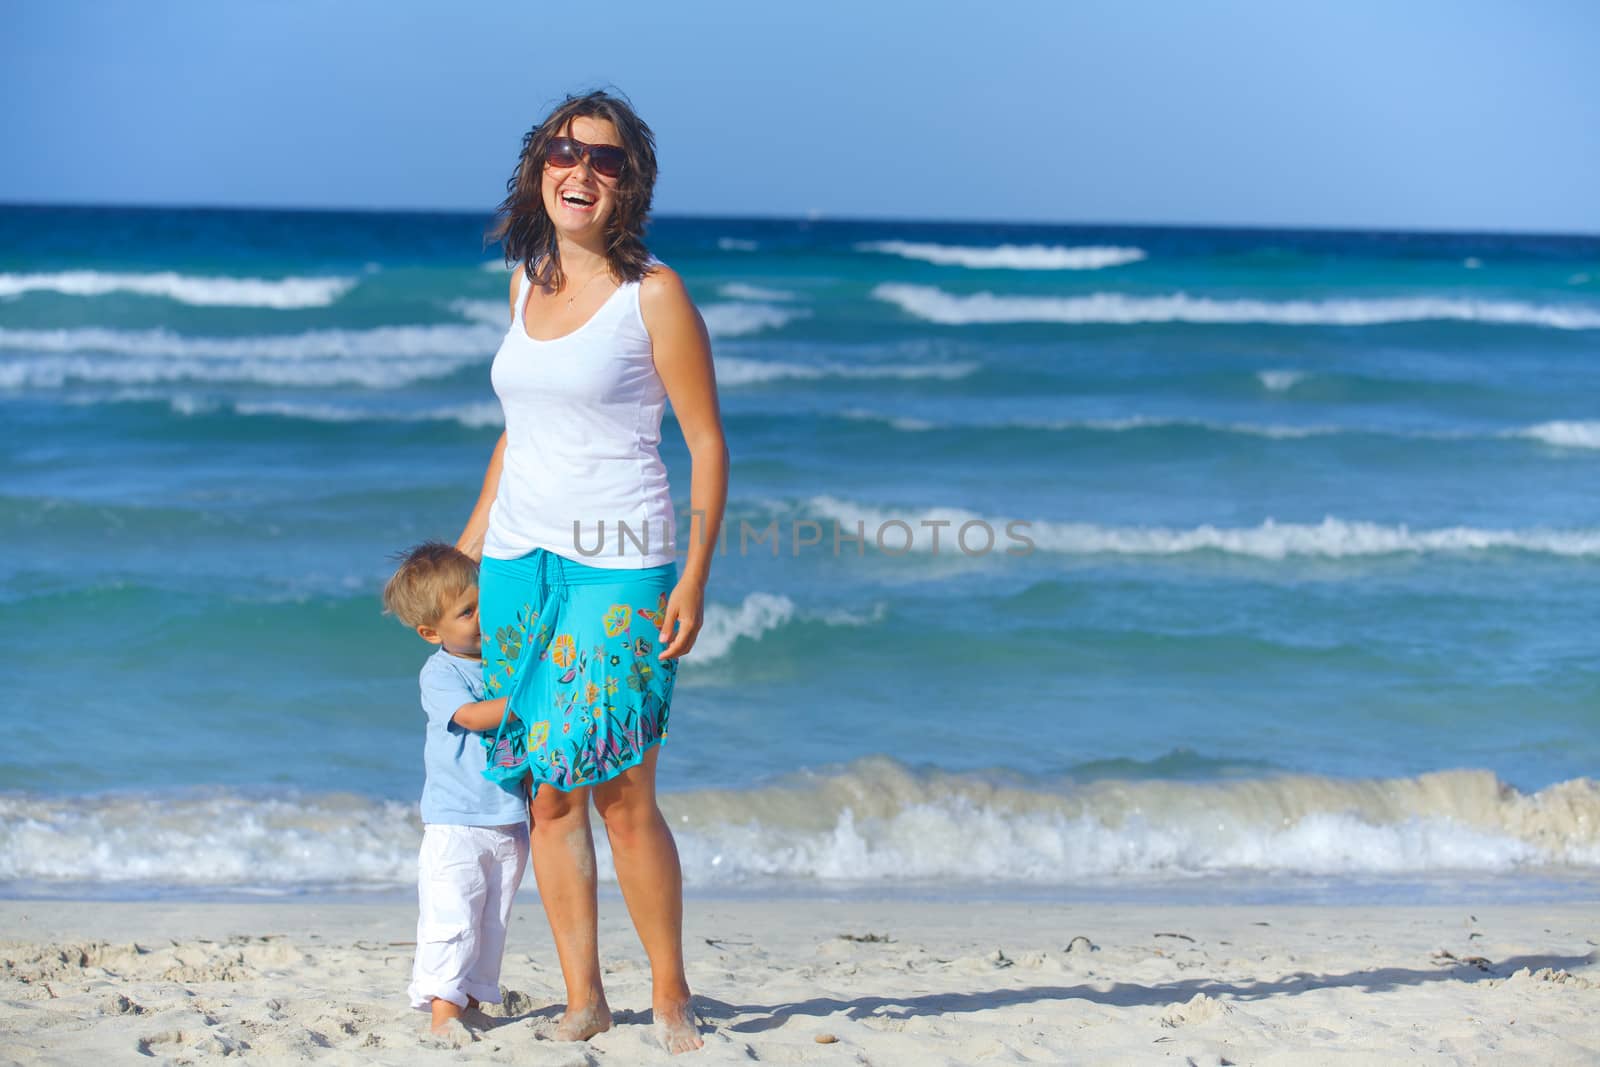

{"left": 382, "top": 541, "right": 478, "bottom": 629}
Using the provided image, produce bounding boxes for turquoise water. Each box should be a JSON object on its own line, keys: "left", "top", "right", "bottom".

{"left": 2, "top": 205, "right": 1597, "bottom": 897}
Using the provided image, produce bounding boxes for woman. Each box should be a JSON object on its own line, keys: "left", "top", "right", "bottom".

{"left": 456, "top": 90, "right": 727, "bottom": 1055}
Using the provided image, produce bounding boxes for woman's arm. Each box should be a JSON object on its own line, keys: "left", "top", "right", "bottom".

{"left": 457, "top": 431, "right": 506, "bottom": 562}
{"left": 641, "top": 266, "right": 729, "bottom": 661}
{"left": 456, "top": 271, "right": 521, "bottom": 562}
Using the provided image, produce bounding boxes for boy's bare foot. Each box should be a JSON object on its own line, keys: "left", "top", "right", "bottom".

{"left": 652, "top": 997, "right": 704, "bottom": 1054}
{"left": 554, "top": 998, "right": 613, "bottom": 1042}
{"left": 429, "top": 996, "right": 465, "bottom": 1035}
{"left": 425, "top": 1016, "right": 474, "bottom": 1047}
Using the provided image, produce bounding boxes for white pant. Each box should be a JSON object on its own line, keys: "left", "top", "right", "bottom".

{"left": 407, "top": 822, "right": 529, "bottom": 1010}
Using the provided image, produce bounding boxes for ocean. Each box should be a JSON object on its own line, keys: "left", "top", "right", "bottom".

{"left": 2, "top": 204, "right": 1596, "bottom": 902}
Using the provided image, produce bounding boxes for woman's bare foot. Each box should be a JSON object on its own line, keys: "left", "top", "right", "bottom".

{"left": 554, "top": 997, "right": 613, "bottom": 1042}
{"left": 652, "top": 997, "right": 704, "bottom": 1054}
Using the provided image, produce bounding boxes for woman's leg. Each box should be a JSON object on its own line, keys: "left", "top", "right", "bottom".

{"left": 528, "top": 782, "right": 612, "bottom": 1040}
{"left": 591, "top": 746, "right": 703, "bottom": 1054}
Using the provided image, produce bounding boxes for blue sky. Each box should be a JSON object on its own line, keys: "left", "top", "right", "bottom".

{"left": 5, "top": 0, "right": 1597, "bottom": 232}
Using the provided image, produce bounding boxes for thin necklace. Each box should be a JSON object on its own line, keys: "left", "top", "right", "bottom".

{"left": 562, "top": 267, "right": 612, "bottom": 307}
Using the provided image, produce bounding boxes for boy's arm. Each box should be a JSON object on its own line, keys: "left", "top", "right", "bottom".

{"left": 452, "top": 696, "right": 514, "bottom": 733}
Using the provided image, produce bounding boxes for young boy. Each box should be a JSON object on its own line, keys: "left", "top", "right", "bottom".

{"left": 382, "top": 541, "right": 529, "bottom": 1035}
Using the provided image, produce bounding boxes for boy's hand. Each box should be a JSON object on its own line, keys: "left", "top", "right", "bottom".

{"left": 452, "top": 696, "right": 513, "bottom": 733}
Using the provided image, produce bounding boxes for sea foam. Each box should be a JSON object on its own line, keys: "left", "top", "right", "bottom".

{"left": 693, "top": 592, "right": 883, "bottom": 663}
{"left": 1512, "top": 421, "right": 1600, "bottom": 450}
{"left": 226, "top": 400, "right": 504, "bottom": 428}
{"left": 695, "top": 593, "right": 795, "bottom": 662}
{"left": 448, "top": 298, "right": 511, "bottom": 326}
{"left": 857, "top": 242, "right": 1147, "bottom": 270}
{"left": 664, "top": 761, "right": 1600, "bottom": 883}
{"left": 1257, "top": 369, "right": 1307, "bottom": 392}
{"left": 813, "top": 410, "right": 1600, "bottom": 450}
{"left": 2, "top": 763, "right": 1594, "bottom": 891}
{"left": 0, "top": 325, "right": 501, "bottom": 388}
{"left": 0, "top": 270, "right": 355, "bottom": 308}
{"left": 836, "top": 411, "right": 1337, "bottom": 439}
{"left": 873, "top": 284, "right": 1600, "bottom": 329}
{"left": 0, "top": 325, "right": 501, "bottom": 361}
{"left": 717, "top": 283, "right": 802, "bottom": 302}
{"left": 699, "top": 302, "right": 810, "bottom": 338}
{"left": 804, "top": 497, "right": 1600, "bottom": 560}
{"left": 715, "top": 357, "right": 976, "bottom": 386}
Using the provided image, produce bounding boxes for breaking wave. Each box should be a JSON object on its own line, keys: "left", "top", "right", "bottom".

{"left": 2, "top": 762, "right": 1594, "bottom": 891}
{"left": 857, "top": 242, "right": 1147, "bottom": 270}
{"left": 699, "top": 302, "right": 810, "bottom": 338}
{"left": 1513, "top": 421, "right": 1600, "bottom": 450}
{"left": 873, "top": 284, "right": 1600, "bottom": 329}
{"left": 804, "top": 497, "right": 1600, "bottom": 560}
{"left": 715, "top": 357, "right": 976, "bottom": 386}
{"left": 694, "top": 592, "right": 883, "bottom": 663}
{"left": 0, "top": 325, "right": 500, "bottom": 388}
{"left": 0, "top": 270, "right": 355, "bottom": 308}
{"left": 717, "top": 283, "right": 801, "bottom": 302}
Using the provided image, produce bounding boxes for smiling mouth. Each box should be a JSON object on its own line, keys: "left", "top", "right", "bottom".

{"left": 561, "top": 190, "right": 597, "bottom": 209}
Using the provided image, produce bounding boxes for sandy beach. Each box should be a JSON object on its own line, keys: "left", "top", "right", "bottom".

{"left": 3, "top": 897, "right": 1596, "bottom": 1065}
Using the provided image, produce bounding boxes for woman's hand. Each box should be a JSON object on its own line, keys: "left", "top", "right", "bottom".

{"left": 656, "top": 576, "right": 704, "bottom": 660}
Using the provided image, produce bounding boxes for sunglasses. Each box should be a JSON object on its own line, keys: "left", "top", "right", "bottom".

{"left": 545, "top": 137, "right": 627, "bottom": 180}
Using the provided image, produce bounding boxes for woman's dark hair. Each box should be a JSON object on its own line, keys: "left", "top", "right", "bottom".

{"left": 489, "top": 89, "right": 658, "bottom": 289}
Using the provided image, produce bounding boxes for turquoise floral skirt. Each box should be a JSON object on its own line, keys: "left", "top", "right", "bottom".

{"left": 478, "top": 549, "right": 678, "bottom": 793}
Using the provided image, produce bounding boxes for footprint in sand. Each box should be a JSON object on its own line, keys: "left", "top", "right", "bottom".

{"left": 1159, "top": 992, "right": 1234, "bottom": 1028}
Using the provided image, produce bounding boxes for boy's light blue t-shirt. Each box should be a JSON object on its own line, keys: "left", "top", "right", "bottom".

{"left": 418, "top": 649, "right": 528, "bottom": 826}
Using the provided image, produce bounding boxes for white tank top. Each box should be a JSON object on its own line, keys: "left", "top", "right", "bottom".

{"left": 482, "top": 265, "right": 676, "bottom": 568}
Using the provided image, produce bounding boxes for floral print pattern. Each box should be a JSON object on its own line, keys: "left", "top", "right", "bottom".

{"left": 602, "top": 604, "right": 631, "bottom": 637}
{"left": 550, "top": 633, "right": 576, "bottom": 668}
{"left": 527, "top": 720, "right": 550, "bottom": 751}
